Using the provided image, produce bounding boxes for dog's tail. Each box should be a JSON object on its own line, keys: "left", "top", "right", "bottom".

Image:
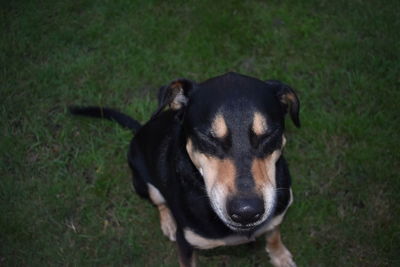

{"left": 69, "top": 106, "right": 142, "bottom": 131}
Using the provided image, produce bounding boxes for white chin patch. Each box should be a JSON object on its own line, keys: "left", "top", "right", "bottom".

{"left": 199, "top": 167, "right": 204, "bottom": 176}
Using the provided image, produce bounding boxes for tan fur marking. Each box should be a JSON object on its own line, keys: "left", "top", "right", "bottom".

{"left": 158, "top": 204, "right": 177, "bottom": 241}
{"left": 169, "top": 82, "right": 187, "bottom": 110}
{"left": 215, "top": 158, "right": 236, "bottom": 193}
{"left": 280, "top": 92, "right": 297, "bottom": 108}
{"left": 170, "top": 89, "right": 184, "bottom": 110}
{"left": 186, "top": 138, "right": 238, "bottom": 223}
{"left": 251, "top": 149, "right": 281, "bottom": 189}
{"left": 186, "top": 139, "right": 236, "bottom": 191}
{"left": 186, "top": 139, "right": 200, "bottom": 168}
{"left": 148, "top": 183, "right": 166, "bottom": 205}
{"left": 148, "top": 184, "right": 177, "bottom": 241}
{"left": 252, "top": 157, "right": 270, "bottom": 190}
{"left": 286, "top": 93, "right": 296, "bottom": 104}
{"left": 266, "top": 227, "right": 296, "bottom": 267}
{"left": 252, "top": 112, "right": 268, "bottom": 135}
{"left": 211, "top": 114, "right": 228, "bottom": 138}
{"left": 266, "top": 227, "right": 283, "bottom": 252}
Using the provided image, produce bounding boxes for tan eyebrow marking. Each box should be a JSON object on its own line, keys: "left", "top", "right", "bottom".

{"left": 211, "top": 114, "right": 228, "bottom": 138}
{"left": 252, "top": 112, "right": 268, "bottom": 135}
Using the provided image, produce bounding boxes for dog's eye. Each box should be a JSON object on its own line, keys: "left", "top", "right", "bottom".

{"left": 251, "top": 128, "right": 281, "bottom": 152}
{"left": 192, "top": 130, "right": 231, "bottom": 156}
{"left": 194, "top": 131, "right": 219, "bottom": 149}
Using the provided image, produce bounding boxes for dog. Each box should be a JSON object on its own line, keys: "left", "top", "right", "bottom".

{"left": 70, "top": 72, "right": 300, "bottom": 267}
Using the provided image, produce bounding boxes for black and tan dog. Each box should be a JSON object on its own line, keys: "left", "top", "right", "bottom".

{"left": 70, "top": 72, "right": 300, "bottom": 267}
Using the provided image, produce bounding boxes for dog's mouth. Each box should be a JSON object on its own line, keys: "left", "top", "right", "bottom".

{"left": 226, "top": 222, "right": 259, "bottom": 232}
{"left": 224, "top": 212, "right": 273, "bottom": 233}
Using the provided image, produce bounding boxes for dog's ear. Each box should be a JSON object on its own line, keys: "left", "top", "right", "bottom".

{"left": 158, "top": 79, "right": 195, "bottom": 110}
{"left": 153, "top": 79, "right": 196, "bottom": 118}
{"left": 266, "top": 80, "right": 300, "bottom": 128}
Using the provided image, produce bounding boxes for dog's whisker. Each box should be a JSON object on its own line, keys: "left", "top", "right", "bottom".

{"left": 274, "top": 187, "right": 290, "bottom": 191}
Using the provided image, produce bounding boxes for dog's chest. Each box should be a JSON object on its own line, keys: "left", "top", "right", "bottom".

{"left": 183, "top": 213, "right": 285, "bottom": 249}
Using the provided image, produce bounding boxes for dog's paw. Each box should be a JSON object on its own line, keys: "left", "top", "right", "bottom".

{"left": 267, "top": 246, "right": 296, "bottom": 267}
{"left": 159, "top": 206, "right": 177, "bottom": 241}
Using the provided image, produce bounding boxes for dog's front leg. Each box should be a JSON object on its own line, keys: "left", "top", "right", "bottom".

{"left": 176, "top": 229, "right": 196, "bottom": 267}
{"left": 266, "top": 226, "right": 296, "bottom": 267}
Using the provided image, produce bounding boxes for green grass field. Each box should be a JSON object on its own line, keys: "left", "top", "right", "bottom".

{"left": 1, "top": 0, "right": 399, "bottom": 266}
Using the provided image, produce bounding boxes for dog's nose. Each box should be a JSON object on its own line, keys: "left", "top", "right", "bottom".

{"left": 227, "top": 197, "right": 264, "bottom": 225}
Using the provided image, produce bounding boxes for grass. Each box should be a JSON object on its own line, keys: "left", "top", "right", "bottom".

{"left": 1, "top": 0, "right": 399, "bottom": 266}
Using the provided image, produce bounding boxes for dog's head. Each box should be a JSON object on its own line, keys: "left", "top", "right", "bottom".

{"left": 159, "top": 72, "right": 300, "bottom": 231}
